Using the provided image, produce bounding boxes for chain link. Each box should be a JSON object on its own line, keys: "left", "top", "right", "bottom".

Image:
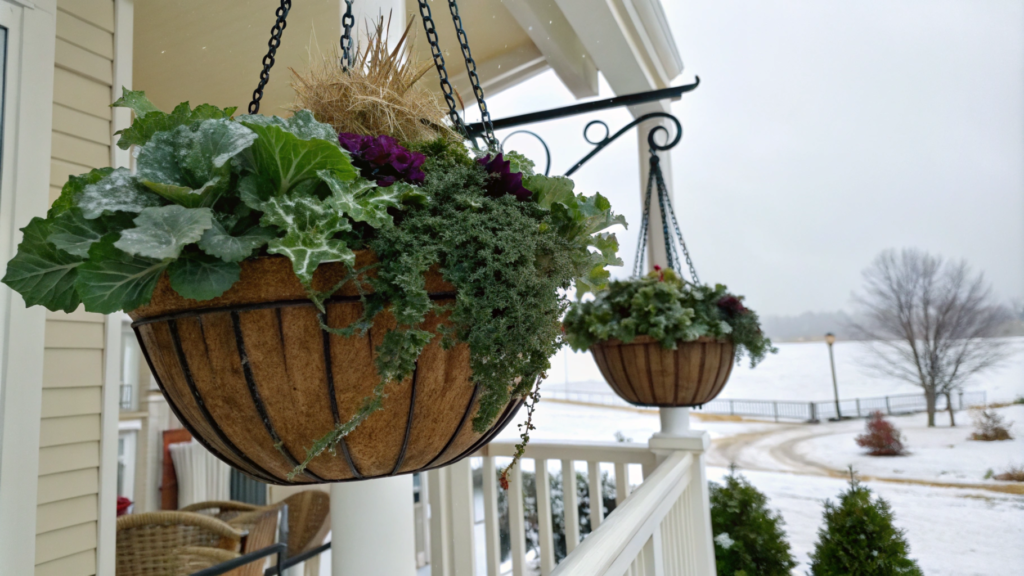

{"left": 446, "top": 1, "right": 497, "bottom": 149}
{"left": 340, "top": 0, "right": 355, "bottom": 71}
{"left": 248, "top": 0, "right": 292, "bottom": 115}
{"left": 632, "top": 152, "right": 700, "bottom": 284}
{"left": 417, "top": 0, "right": 467, "bottom": 136}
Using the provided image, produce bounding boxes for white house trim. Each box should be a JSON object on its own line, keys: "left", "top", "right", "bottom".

{"left": 502, "top": 0, "right": 598, "bottom": 98}
{"left": 0, "top": 1, "right": 57, "bottom": 574}
{"left": 97, "top": 1, "right": 133, "bottom": 573}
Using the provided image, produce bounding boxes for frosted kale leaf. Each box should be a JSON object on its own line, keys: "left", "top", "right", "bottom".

{"left": 198, "top": 220, "right": 276, "bottom": 262}
{"left": 111, "top": 88, "right": 236, "bottom": 150}
{"left": 167, "top": 252, "right": 241, "bottom": 301}
{"left": 77, "top": 168, "right": 164, "bottom": 219}
{"left": 75, "top": 235, "right": 169, "bottom": 313}
{"left": 319, "top": 171, "right": 407, "bottom": 228}
{"left": 236, "top": 110, "right": 338, "bottom": 142}
{"left": 238, "top": 116, "right": 357, "bottom": 196}
{"left": 114, "top": 205, "right": 214, "bottom": 259}
{"left": 49, "top": 168, "right": 115, "bottom": 219}
{"left": 0, "top": 218, "right": 83, "bottom": 312}
{"left": 524, "top": 174, "right": 574, "bottom": 209}
{"left": 137, "top": 119, "right": 256, "bottom": 208}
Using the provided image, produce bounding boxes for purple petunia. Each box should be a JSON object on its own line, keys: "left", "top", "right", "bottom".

{"left": 477, "top": 153, "right": 532, "bottom": 201}
{"left": 716, "top": 295, "right": 748, "bottom": 317}
{"left": 338, "top": 133, "right": 426, "bottom": 187}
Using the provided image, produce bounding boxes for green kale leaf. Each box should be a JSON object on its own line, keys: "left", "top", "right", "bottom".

{"left": 238, "top": 112, "right": 357, "bottom": 196}
{"left": 1, "top": 218, "right": 82, "bottom": 312}
{"left": 77, "top": 168, "right": 164, "bottom": 219}
{"left": 198, "top": 220, "right": 276, "bottom": 262}
{"left": 75, "top": 235, "right": 169, "bottom": 314}
{"left": 167, "top": 252, "right": 241, "bottom": 301}
{"left": 111, "top": 88, "right": 236, "bottom": 150}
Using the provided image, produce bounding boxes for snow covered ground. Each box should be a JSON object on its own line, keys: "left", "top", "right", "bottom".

{"left": 793, "top": 405, "right": 1024, "bottom": 485}
{"left": 707, "top": 466, "right": 1024, "bottom": 576}
{"left": 545, "top": 337, "right": 1024, "bottom": 404}
{"left": 494, "top": 400, "right": 1024, "bottom": 576}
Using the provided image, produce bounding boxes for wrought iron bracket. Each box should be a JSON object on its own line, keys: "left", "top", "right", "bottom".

{"left": 470, "top": 80, "right": 699, "bottom": 177}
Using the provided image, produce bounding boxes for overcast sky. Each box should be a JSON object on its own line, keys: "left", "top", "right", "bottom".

{"left": 473, "top": 0, "right": 1024, "bottom": 317}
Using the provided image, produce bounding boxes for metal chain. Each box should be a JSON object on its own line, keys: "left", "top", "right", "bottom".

{"left": 631, "top": 160, "right": 655, "bottom": 278}
{"left": 632, "top": 152, "right": 700, "bottom": 284}
{"left": 248, "top": 0, "right": 292, "bottom": 115}
{"left": 417, "top": 0, "right": 467, "bottom": 136}
{"left": 655, "top": 164, "right": 701, "bottom": 284}
{"left": 340, "top": 0, "right": 355, "bottom": 71}
{"left": 446, "top": 0, "right": 498, "bottom": 149}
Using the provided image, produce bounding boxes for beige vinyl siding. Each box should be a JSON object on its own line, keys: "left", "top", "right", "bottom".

{"left": 36, "top": 2, "right": 115, "bottom": 574}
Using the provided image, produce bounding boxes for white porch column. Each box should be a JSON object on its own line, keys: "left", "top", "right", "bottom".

{"left": 636, "top": 111, "right": 677, "bottom": 273}
{"left": 330, "top": 476, "right": 417, "bottom": 576}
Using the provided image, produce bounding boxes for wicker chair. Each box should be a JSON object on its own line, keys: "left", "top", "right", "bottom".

{"left": 174, "top": 547, "right": 241, "bottom": 575}
{"left": 116, "top": 511, "right": 243, "bottom": 576}
{"left": 227, "top": 508, "right": 283, "bottom": 576}
{"left": 181, "top": 500, "right": 262, "bottom": 522}
{"left": 279, "top": 491, "right": 331, "bottom": 557}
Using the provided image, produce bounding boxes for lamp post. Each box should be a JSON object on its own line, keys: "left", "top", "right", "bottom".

{"left": 825, "top": 333, "right": 841, "bottom": 420}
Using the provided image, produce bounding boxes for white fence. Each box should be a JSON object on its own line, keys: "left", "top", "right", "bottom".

{"left": 425, "top": 433, "right": 715, "bottom": 576}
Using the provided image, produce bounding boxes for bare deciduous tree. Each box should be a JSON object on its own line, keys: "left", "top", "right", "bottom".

{"left": 852, "top": 249, "right": 1012, "bottom": 427}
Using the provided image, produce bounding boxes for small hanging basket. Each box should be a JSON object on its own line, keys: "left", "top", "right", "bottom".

{"left": 590, "top": 336, "right": 735, "bottom": 407}
{"left": 130, "top": 253, "right": 522, "bottom": 485}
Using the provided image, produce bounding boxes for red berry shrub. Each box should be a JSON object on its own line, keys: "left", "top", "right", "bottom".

{"left": 855, "top": 412, "right": 906, "bottom": 456}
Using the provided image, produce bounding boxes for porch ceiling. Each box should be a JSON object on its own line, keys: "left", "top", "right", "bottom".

{"left": 133, "top": 0, "right": 681, "bottom": 120}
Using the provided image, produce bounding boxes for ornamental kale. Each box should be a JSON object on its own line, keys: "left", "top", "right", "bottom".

{"left": 563, "top": 267, "right": 776, "bottom": 367}
{"left": 338, "top": 132, "right": 426, "bottom": 186}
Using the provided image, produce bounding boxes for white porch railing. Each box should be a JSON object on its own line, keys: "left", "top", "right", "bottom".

{"left": 425, "top": 417, "right": 715, "bottom": 576}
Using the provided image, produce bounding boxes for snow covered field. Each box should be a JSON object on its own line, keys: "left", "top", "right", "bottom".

{"left": 545, "top": 337, "right": 1024, "bottom": 404}
{"left": 495, "top": 400, "right": 1024, "bottom": 576}
{"left": 793, "top": 405, "right": 1024, "bottom": 485}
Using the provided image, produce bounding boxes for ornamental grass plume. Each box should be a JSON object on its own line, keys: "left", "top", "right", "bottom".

{"left": 289, "top": 14, "right": 460, "bottom": 144}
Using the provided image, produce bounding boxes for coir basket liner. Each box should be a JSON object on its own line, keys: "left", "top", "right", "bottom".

{"left": 130, "top": 253, "right": 522, "bottom": 485}
{"left": 590, "top": 336, "right": 735, "bottom": 407}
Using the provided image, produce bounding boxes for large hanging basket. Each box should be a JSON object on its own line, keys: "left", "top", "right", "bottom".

{"left": 590, "top": 336, "right": 735, "bottom": 407}
{"left": 130, "top": 253, "right": 521, "bottom": 485}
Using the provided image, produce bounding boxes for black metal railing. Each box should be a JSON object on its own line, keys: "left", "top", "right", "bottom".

{"left": 546, "top": 389, "right": 989, "bottom": 423}
{"left": 189, "top": 541, "right": 331, "bottom": 576}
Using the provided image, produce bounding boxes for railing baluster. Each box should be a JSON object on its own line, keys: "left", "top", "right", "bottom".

{"left": 449, "top": 459, "right": 475, "bottom": 576}
{"left": 536, "top": 459, "right": 556, "bottom": 575}
{"left": 562, "top": 458, "right": 580, "bottom": 554}
{"left": 588, "top": 461, "right": 603, "bottom": 530}
{"left": 482, "top": 456, "right": 501, "bottom": 576}
{"left": 509, "top": 463, "right": 527, "bottom": 576}
{"left": 614, "top": 462, "right": 629, "bottom": 505}
{"left": 427, "top": 468, "right": 451, "bottom": 576}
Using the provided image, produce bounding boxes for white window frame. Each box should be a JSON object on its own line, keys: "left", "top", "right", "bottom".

{"left": 0, "top": 1, "right": 57, "bottom": 574}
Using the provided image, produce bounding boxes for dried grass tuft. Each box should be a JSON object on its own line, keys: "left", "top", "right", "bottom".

{"left": 289, "top": 15, "right": 459, "bottom": 144}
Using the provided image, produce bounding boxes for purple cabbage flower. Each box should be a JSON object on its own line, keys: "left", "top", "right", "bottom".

{"left": 338, "top": 133, "right": 426, "bottom": 187}
{"left": 477, "top": 154, "right": 532, "bottom": 201}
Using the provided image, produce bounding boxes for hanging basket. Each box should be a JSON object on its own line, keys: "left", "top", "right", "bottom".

{"left": 589, "top": 336, "right": 735, "bottom": 407}
{"left": 129, "top": 253, "right": 522, "bottom": 485}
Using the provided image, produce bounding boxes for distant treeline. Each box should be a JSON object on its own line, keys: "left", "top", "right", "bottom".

{"left": 761, "top": 309, "right": 1024, "bottom": 343}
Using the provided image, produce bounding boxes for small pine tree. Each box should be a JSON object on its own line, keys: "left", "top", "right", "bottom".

{"left": 709, "top": 472, "right": 797, "bottom": 576}
{"left": 809, "top": 472, "right": 923, "bottom": 576}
